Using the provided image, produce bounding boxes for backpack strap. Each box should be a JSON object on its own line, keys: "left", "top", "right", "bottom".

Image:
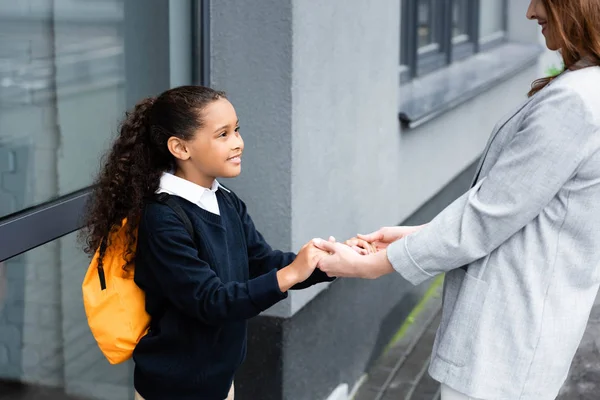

{"left": 154, "top": 193, "right": 195, "bottom": 240}
{"left": 149, "top": 194, "right": 197, "bottom": 324}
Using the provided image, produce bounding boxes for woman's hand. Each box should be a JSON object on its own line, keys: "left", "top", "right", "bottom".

{"left": 342, "top": 225, "right": 426, "bottom": 255}
{"left": 313, "top": 239, "right": 394, "bottom": 279}
{"left": 356, "top": 225, "right": 427, "bottom": 251}
{"left": 344, "top": 237, "right": 377, "bottom": 255}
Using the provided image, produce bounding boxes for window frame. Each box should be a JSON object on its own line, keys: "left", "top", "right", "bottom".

{"left": 400, "top": 0, "right": 507, "bottom": 82}
{"left": 478, "top": 0, "right": 509, "bottom": 52}
{"left": 0, "top": 0, "right": 210, "bottom": 263}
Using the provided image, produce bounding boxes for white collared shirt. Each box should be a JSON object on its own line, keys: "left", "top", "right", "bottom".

{"left": 156, "top": 172, "right": 221, "bottom": 215}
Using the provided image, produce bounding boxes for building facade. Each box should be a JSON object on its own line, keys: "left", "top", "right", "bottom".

{"left": 0, "top": 1, "right": 550, "bottom": 399}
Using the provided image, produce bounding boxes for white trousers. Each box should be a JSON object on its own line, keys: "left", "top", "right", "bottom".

{"left": 441, "top": 384, "right": 482, "bottom": 400}
{"left": 135, "top": 383, "right": 234, "bottom": 400}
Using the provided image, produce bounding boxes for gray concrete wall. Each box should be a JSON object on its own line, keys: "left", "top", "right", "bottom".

{"left": 211, "top": 0, "right": 543, "bottom": 320}
{"left": 209, "top": 0, "right": 295, "bottom": 317}
{"left": 210, "top": 0, "right": 294, "bottom": 255}
{"left": 289, "top": 0, "right": 401, "bottom": 314}
{"left": 398, "top": 68, "right": 536, "bottom": 214}
{"left": 210, "top": 0, "right": 401, "bottom": 317}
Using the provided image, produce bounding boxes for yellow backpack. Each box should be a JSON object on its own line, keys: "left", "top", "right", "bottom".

{"left": 82, "top": 194, "right": 194, "bottom": 364}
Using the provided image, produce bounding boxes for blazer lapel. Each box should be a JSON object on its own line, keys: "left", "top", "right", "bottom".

{"left": 470, "top": 94, "right": 536, "bottom": 187}
{"left": 470, "top": 69, "right": 576, "bottom": 187}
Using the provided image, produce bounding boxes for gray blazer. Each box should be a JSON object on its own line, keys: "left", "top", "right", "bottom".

{"left": 387, "top": 65, "right": 600, "bottom": 400}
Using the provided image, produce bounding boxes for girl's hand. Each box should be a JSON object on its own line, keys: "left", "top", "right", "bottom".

{"left": 277, "top": 240, "right": 329, "bottom": 292}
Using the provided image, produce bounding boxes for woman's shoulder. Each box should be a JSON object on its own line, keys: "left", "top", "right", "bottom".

{"left": 552, "top": 67, "right": 600, "bottom": 114}
{"left": 533, "top": 67, "right": 600, "bottom": 127}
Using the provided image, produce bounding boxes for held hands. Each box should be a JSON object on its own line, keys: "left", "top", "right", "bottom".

{"left": 311, "top": 225, "right": 427, "bottom": 279}
{"left": 291, "top": 239, "right": 332, "bottom": 282}
{"left": 277, "top": 238, "right": 332, "bottom": 292}
{"left": 312, "top": 238, "right": 394, "bottom": 279}
{"left": 277, "top": 226, "right": 427, "bottom": 287}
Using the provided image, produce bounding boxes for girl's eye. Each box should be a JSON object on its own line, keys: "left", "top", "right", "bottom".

{"left": 235, "top": 126, "right": 240, "bottom": 133}
{"left": 219, "top": 132, "right": 227, "bottom": 138}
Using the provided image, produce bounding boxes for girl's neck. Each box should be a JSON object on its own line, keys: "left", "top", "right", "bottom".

{"left": 174, "top": 168, "right": 215, "bottom": 189}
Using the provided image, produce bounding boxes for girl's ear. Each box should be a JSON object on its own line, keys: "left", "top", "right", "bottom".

{"left": 167, "top": 136, "right": 191, "bottom": 161}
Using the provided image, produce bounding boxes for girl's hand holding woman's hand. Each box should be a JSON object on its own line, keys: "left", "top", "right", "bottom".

{"left": 277, "top": 238, "right": 332, "bottom": 292}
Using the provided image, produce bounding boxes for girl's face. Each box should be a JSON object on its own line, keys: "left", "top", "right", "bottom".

{"left": 527, "top": 0, "right": 558, "bottom": 51}
{"left": 171, "top": 98, "right": 244, "bottom": 188}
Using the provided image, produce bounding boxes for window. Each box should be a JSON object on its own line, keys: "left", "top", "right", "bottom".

{"left": 0, "top": 0, "right": 127, "bottom": 219}
{"left": 401, "top": 0, "right": 507, "bottom": 81}
{"left": 0, "top": 1, "right": 207, "bottom": 398}
{"left": 452, "top": 0, "right": 470, "bottom": 39}
{"left": 0, "top": 0, "right": 208, "bottom": 262}
{"left": 0, "top": 232, "right": 133, "bottom": 400}
{"left": 417, "top": 0, "right": 436, "bottom": 48}
{"left": 479, "top": 0, "right": 508, "bottom": 50}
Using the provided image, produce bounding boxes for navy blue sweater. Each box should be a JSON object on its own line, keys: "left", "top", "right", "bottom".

{"left": 133, "top": 188, "right": 332, "bottom": 399}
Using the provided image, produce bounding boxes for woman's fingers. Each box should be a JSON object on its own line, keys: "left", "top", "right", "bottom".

{"left": 313, "top": 238, "right": 338, "bottom": 253}
{"left": 345, "top": 238, "right": 376, "bottom": 254}
{"left": 357, "top": 231, "right": 383, "bottom": 243}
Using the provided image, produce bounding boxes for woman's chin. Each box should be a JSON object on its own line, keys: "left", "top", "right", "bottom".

{"left": 544, "top": 37, "right": 559, "bottom": 51}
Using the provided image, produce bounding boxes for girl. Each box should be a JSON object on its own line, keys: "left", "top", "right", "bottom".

{"left": 82, "top": 86, "right": 332, "bottom": 400}
{"left": 316, "top": 0, "right": 600, "bottom": 399}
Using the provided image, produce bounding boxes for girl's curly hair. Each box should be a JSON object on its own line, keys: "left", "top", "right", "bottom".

{"left": 81, "top": 85, "right": 226, "bottom": 268}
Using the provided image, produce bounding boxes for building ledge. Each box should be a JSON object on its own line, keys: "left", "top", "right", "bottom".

{"left": 399, "top": 42, "right": 544, "bottom": 129}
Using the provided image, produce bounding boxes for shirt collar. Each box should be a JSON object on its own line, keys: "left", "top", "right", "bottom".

{"left": 157, "top": 172, "right": 221, "bottom": 205}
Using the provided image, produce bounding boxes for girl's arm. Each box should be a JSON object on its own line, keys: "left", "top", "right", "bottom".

{"left": 231, "top": 193, "right": 335, "bottom": 288}
{"left": 136, "top": 207, "right": 318, "bottom": 325}
{"left": 138, "top": 222, "right": 284, "bottom": 325}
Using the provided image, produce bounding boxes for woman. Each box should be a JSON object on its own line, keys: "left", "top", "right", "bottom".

{"left": 315, "top": 1, "right": 600, "bottom": 399}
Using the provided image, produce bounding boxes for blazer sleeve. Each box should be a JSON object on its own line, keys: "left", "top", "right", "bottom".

{"left": 387, "top": 85, "right": 597, "bottom": 285}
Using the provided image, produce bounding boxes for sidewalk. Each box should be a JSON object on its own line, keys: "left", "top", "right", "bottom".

{"left": 353, "top": 281, "right": 600, "bottom": 400}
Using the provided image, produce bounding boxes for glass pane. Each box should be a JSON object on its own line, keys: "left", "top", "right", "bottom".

{"left": 417, "top": 0, "right": 434, "bottom": 48}
{"left": 0, "top": 231, "right": 134, "bottom": 399}
{"left": 452, "top": 0, "right": 470, "bottom": 37}
{"left": 479, "top": 0, "right": 505, "bottom": 38}
{"left": 0, "top": 1, "right": 123, "bottom": 219}
{"left": 0, "top": 0, "right": 186, "bottom": 219}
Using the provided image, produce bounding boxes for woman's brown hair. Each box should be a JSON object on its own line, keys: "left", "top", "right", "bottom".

{"left": 529, "top": 0, "right": 600, "bottom": 96}
{"left": 81, "top": 86, "right": 226, "bottom": 268}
